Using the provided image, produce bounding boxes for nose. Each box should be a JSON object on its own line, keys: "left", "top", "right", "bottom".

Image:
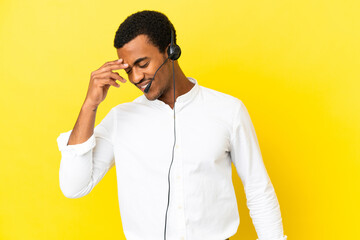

{"left": 131, "top": 67, "right": 144, "bottom": 85}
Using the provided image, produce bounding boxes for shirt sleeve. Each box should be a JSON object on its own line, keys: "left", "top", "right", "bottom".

{"left": 229, "top": 100, "right": 287, "bottom": 240}
{"left": 56, "top": 108, "right": 116, "bottom": 199}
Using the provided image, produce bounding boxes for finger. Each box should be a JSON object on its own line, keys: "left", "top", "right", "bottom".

{"left": 94, "top": 63, "right": 128, "bottom": 76}
{"left": 98, "top": 78, "right": 120, "bottom": 88}
{"left": 112, "top": 72, "right": 127, "bottom": 83}
{"left": 98, "top": 63, "right": 129, "bottom": 74}
{"left": 93, "top": 76, "right": 119, "bottom": 88}
{"left": 108, "top": 71, "right": 127, "bottom": 83}
{"left": 101, "top": 58, "right": 125, "bottom": 68}
{"left": 93, "top": 71, "right": 126, "bottom": 83}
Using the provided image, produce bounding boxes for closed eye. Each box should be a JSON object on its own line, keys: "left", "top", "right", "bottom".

{"left": 139, "top": 61, "right": 150, "bottom": 68}
{"left": 126, "top": 61, "right": 149, "bottom": 74}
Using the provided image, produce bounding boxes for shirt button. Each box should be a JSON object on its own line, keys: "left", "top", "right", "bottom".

{"left": 178, "top": 205, "right": 182, "bottom": 209}
{"left": 175, "top": 144, "right": 179, "bottom": 149}
{"left": 180, "top": 237, "right": 184, "bottom": 240}
{"left": 176, "top": 175, "right": 181, "bottom": 180}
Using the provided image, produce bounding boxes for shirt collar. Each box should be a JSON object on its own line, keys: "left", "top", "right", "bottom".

{"left": 175, "top": 77, "right": 199, "bottom": 104}
{"left": 145, "top": 77, "right": 200, "bottom": 110}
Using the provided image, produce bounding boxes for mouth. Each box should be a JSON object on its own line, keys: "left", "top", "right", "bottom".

{"left": 138, "top": 81, "right": 152, "bottom": 92}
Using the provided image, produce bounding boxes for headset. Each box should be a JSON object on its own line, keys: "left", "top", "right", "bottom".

{"left": 144, "top": 28, "right": 181, "bottom": 93}
{"left": 167, "top": 28, "right": 181, "bottom": 61}
{"left": 142, "top": 26, "right": 181, "bottom": 240}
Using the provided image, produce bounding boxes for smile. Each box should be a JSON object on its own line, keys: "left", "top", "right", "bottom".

{"left": 138, "top": 81, "right": 152, "bottom": 90}
{"left": 140, "top": 83, "right": 149, "bottom": 89}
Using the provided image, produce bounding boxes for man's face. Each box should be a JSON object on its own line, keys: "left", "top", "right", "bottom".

{"left": 117, "top": 34, "right": 171, "bottom": 101}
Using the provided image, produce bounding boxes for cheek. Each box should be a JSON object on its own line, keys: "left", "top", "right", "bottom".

{"left": 148, "top": 64, "right": 159, "bottom": 76}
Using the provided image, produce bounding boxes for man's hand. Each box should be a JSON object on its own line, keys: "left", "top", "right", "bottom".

{"left": 84, "top": 58, "right": 128, "bottom": 108}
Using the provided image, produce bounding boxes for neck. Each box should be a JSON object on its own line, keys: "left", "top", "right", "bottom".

{"left": 158, "top": 61, "right": 195, "bottom": 109}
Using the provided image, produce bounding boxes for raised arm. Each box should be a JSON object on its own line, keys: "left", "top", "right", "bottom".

{"left": 56, "top": 59, "right": 128, "bottom": 198}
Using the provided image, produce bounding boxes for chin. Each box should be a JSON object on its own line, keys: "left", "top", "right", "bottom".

{"left": 144, "top": 87, "right": 164, "bottom": 101}
{"left": 144, "top": 95, "right": 157, "bottom": 101}
{"left": 144, "top": 91, "right": 160, "bottom": 101}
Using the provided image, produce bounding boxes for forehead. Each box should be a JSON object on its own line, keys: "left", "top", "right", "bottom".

{"left": 116, "top": 34, "right": 162, "bottom": 64}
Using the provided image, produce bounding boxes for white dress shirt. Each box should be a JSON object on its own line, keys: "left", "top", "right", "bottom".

{"left": 57, "top": 77, "right": 287, "bottom": 240}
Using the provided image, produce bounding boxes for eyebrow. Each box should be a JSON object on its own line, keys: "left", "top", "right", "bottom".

{"left": 127, "top": 57, "right": 149, "bottom": 69}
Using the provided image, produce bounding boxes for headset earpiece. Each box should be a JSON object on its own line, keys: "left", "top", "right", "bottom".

{"left": 167, "top": 28, "right": 181, "bottom": 61}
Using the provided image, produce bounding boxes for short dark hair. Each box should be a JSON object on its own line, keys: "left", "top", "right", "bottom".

{"left": 114, "top": 10, "right": 177, "bottom": 54}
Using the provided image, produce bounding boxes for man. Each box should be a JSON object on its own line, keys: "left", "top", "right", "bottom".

{"left": 57, "top": 10, "right": 287, "bottom": 240}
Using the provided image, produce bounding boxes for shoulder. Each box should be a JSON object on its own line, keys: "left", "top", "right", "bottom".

{"left": 195, "top": 85, "right": 249, "bottom": 131}
{"left": 198, "top": 85, "right": 244, "bottom": 110}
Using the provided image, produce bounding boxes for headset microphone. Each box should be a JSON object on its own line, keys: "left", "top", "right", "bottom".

{"left": 144, "top": 28, "right": 181, "bottom": 94}
{"left": 144, "top": 56, "right": 169, "bottom": 93}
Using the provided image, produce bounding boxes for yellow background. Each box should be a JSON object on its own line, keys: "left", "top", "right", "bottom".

{"left": 1, "top": 0, "right": 359, "bottom": 239}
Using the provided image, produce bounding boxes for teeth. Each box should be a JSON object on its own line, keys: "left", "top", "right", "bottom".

{"left": 141, "top": 83, "right": 148, "bottom": 89}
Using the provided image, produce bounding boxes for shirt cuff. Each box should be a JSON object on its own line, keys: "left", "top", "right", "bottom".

{"left": 56, "top": 129, "right": 96, "bottom": 156}
{"left": 257, "top": 235, "right": 287, "bottom": 240}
